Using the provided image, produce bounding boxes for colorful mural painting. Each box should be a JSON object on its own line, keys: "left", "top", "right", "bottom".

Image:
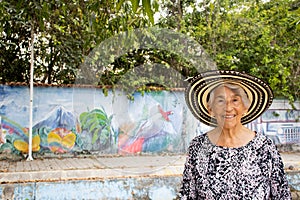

{"left": 258, "top": 107, "right": 300, "bottom": 145}
{"left": 0, "top": 85, "right": 299, "bottom": 157}
{"left": 116, "top": 91, "right": 183, "bottom": 154}
{"left": 0, "top": 85, "right": 184, "bottom": 156}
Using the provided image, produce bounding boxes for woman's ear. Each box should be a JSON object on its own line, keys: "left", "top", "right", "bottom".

{"left": 242, "top": 109, "right": 248, "bottom": 116}
{"left": 207, "top": 105, "right": 215, "bottom": 117}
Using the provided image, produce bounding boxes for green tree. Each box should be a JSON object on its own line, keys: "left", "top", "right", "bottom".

{"left": 0, "top": 0, "right": 299, "bottom": 102}
{"left": 0, "top": 1, "right": 89, "bottom": 83}
{"left": 168, "top": 0, "right": 300, "bottom": 101}
{"left": 0, "top": 0, "right": 152, "bottom": 84}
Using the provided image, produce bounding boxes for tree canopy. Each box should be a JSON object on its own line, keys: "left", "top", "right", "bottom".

{"left": 0, "top": 0, "right": 299, "bottom": 102}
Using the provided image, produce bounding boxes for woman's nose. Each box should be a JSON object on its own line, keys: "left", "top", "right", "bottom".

{"left": 224, "top": 101, "right": 234, "bottom": 111}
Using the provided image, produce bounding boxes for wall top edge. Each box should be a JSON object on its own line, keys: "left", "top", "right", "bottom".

{"left": 0, "top": 83, "right": 186, "bottom": 91}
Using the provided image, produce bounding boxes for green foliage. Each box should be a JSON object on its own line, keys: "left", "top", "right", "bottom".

{"left": 0, "top": 0, "right": 299, "bottom": 103}
{"left": 0, "top": 0, "right": 152, "bottom": 84}
{"left": 0, "top": 1, "right": 89, "bottom": 83}
{"left": 142, "top": 0, "right": 155, "bottom": 24}
{"left": 175, "top": 0, "right": 300, "bottom": 101}
{"left": 116, "top": 0, "right": 157, "bottom": 24}
{"left": 79, "top": 108, "right": 113, "bottom": 145}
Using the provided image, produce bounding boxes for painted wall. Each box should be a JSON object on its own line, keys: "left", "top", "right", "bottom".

{"left": 1, "top": 173, "right": 300, "bottom": 199}
{"left": 0, "top": 85, "right": 299, "bottom": 157}
{"left": 0, "top": 177, "right": 181, "bottom": 200}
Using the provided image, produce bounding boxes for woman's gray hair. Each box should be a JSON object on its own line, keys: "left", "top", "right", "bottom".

{"left": 207, "top": 83, "right": 251, "bottom": 109}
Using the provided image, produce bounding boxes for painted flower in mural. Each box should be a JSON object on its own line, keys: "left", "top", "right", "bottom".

{"left": 13, "top": 133, "right": 41, "bottom": 153}
{"left": 47, "top": 128, "right": 76, "bottom": 153}
{"left": 79, "top": 107, "right": 114, "bottom": 151}
{"left": 0, "top": 116, "right": 41, "bottom": 154}
{"left": 32, "top": 106, "right": 80, "bottom": 153}
{"left": 118, "top": 104, "right": 176, "bottom": 154}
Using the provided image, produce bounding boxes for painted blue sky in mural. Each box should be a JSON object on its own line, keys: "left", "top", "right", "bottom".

{"left": 0, "top": 86, "right": 30, "bottom": 127}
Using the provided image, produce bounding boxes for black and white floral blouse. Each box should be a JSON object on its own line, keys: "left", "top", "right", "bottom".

{"left": 179, "top": 132, "right": 291, "bottom": 199}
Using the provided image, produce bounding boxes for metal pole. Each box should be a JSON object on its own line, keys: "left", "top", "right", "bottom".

{"left": 27, "top": 24, "right": 34, "bottom": 161}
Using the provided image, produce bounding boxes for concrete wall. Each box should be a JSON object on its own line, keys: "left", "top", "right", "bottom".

{"left": 0, "top": 85, "right": 300, "bottom": 199}
{"left": 0, "top": 176, "right": 181, "bottom": 200}
{"left": 0, "top": 85, "right": 299, "bottom": 158}
{"left": 1, "top": 174, "right": 300, "bottom": 200}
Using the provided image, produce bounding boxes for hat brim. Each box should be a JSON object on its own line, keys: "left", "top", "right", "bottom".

{"left": 185, "top": 70, "right": 273, "bottom": 127}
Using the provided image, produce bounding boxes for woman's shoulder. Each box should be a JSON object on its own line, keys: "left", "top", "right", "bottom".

{"left": 254, "top": 132, "right": 275, "bottom": 146}
{"left": 191, "top": 133, "right": 207, "bottom": 143}
{"left": 186, "top": 133, "right": 209, "bottom": 155}
{"left": 188, "top": 133, "right": 208, "bottom": 149}
{"left": 252, "top": 132, "right": 280, "bottom": 153}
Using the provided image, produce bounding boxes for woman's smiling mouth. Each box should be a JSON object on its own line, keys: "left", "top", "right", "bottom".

{"left": 222, "top": 114, "right": 236, "bottom": 119}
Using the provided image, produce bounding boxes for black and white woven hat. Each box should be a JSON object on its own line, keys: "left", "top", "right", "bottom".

{"left": 185, "top": 70, "right": 274, "bottom": 127}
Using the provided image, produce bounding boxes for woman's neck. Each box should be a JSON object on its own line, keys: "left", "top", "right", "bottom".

{"left": 217, "top": 125, "right": 244, "bottom": 138}
{"left": 208, "top": 125, "right": 255, "bottom": 148}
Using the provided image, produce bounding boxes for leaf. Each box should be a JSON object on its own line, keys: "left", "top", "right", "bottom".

{"left": 100, "top": 128, "right": 110, "bottom": 144}
{"left": 142, "top": 0, "right": 154, "bottom": 24}
{"left": 91, "top": 108, "right": 107, "bottom": 117}
{"left": 91, "top": 128, "right": 99, "bottom": 144}
{"left": 103, "top": 88, "right": 108, "bottom": 96}
{"left": 116, "top": 0, "right": 126, "bottom": 11}
{"left": 79, "top": 112, "right": 89, "bottom": 124}
{"left": 108, "top": 115, "right": 113, "bottom": 124}
{"left": 152, "top": 0, "right": 159, "bottom": 12}
{"left": 131, "top": 0, "right": 139, "bottom": 13}
{"left": 90, "top": 121, "right": 100, "bottom": 133}
{"left": 97, "top": 114, "right": 109, "bottom": 123}
{"left": 84, "top": 117, "right": 97, "bottom": 129}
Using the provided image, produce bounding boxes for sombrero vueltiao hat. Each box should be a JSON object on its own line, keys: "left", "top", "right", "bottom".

{"left": 185, "top": 70, "right": 274, "bottom": 127}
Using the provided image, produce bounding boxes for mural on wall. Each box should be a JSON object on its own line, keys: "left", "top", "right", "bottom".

{"left": 0, "top": 85, "right": 299, "bottom": 157}
{"left": 0, "top": 116, "right": 40, "bottom": 154}
{"left": 259, "top": 108, "right": 300, "bottom": 145}
{"left": 79, "top": 107, "right": 115, "bottom": 152}
{"left": 0, "top": 107, "right": 81, "bottom": 154}
{"left": 0, "top": 85, "right": 183, "bottom": 156}
{"left": 32, "top": 106, "right": 80, "bottom": 153}
{"left": 116, "top": 91, "right": 183, "bottom": 154}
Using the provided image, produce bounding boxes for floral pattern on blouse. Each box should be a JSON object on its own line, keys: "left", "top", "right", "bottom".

{"left": 179, "top": 132, "right": 291, "bottom": 200}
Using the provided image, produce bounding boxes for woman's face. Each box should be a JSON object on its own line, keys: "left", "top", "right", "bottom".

{"left": 208, "top": 86, "right": 248, "bottom": 129}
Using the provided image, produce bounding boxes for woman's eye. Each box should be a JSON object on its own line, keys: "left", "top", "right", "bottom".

{"left": 217, "top": 99, "right": 225, "bottom": 104}
{"left": 232, "top": 98, "right": 241, "bottom": 105}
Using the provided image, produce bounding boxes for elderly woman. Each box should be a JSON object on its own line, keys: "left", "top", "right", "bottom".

{"left": 180, "top": 70, "right": 291, "bottom": 199}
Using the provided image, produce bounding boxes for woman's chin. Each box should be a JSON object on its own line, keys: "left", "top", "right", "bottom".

{"left": 216, "top": 119, "right": 241, "bottom": 129}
